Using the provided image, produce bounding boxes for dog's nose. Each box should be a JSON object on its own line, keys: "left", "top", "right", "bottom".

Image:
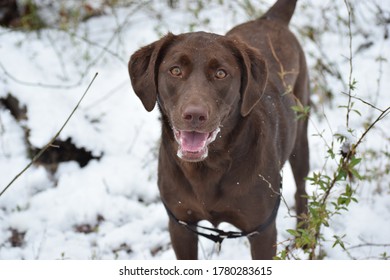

{"left": 182, "top": 104, "right": 209, "bottom": 126}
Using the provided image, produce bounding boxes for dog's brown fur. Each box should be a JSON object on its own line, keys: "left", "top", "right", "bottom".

{"left": 128, "top": 0, "right": 309, "bottom": 259}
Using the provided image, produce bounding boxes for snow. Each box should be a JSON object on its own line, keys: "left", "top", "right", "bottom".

{"left": 0, "top": 0, "right": 389, "bottom": 260}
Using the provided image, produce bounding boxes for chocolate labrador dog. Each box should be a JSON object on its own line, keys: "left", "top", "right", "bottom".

{"left": 128, "top": 0, "right": 309, "bottom": 259}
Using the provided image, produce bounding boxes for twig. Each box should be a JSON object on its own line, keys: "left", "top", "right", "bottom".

{"left": 0, "top": 73, "right": 98, "bottom": 198}
{"left": 0, "top": 113, "right": 7, "bottom": 157}
{"left": 267, "top": 35, "right": 297, "bottom": 95}
{"left": 348, "top": 242, "right": 390, "bottom": 250}
{"left": 0, "top": 1, "right": 142, "bottom": 90}
{"left": 84, "top": 80, "right": 128, "bottom": 110}
{"left": 352, "top": 106, "right": 390, "bottom": 152}
{"left": 0, "top": 62, "right": 84, "bottom": 89}
{"left": 344, "top": 0, "right": 354, "bottom": 128}
{"left": 340, "top": 91, "right": 384, "bottom": 113}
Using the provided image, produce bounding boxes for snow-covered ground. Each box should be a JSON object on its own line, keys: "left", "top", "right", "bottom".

{"left": 0, "top": 0, "right": 389, "bottom": 260}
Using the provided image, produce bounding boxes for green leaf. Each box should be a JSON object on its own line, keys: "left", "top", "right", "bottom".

{"left": 287, "top": 229, "right": 300, "bottom": 237}
{"left": 332, "top": 234, "right": 347, "bottom": 250}
{"left": 349, "top": 157, "right": 362, "bottom": 168}
{"left": 352, "top": 109, "right": 362, "bottom": 116}
{"left": 291, "top": 105, "right": 310, "bottom": 120}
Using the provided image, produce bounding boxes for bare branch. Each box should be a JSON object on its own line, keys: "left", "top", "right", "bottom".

{"left": 0, "top": 62, "right": 84, "bottom": 89}
{"left": 0, "top": 73, "right": 98, "bottom": 198}
{"left": 340, "top": 91, "right": 385, "bottom": 113}
{"left": 344, "top": 0, "right": 354, "bottom": 128}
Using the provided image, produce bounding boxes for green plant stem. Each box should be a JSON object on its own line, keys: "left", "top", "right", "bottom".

{"left": 344, "top": 0, "right": 353, "bottom": 128}
{"left": 308, "top": 106, "right": 390, "bottom": 259}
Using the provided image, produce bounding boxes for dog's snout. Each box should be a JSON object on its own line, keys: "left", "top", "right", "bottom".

{"left": 182, "top": 104, "right": 209, "bottom": 126}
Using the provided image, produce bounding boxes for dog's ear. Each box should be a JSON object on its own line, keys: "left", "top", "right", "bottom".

{"left": 239, "top": 46, "right": 268, "bottom": 117}
{"left": 128, "top": 33, "right": 176, "bottom": 112}
{"left": 223, "top": 38, "right": 268, "bottom": 117}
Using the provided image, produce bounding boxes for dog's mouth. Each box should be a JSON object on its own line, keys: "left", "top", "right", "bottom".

{"left": 173, "top": 127, "right": 220, "bottom": 162}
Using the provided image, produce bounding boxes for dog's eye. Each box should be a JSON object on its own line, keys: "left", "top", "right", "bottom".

{"left": 215, "top": 69, "right": 227, "bottom": 79}
{"left": 170, "top": 66, "right": 182, "bottom": 77}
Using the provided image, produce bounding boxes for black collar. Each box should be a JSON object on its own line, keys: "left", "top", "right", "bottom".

{"left": 162, "top": 177, "right": 282, "bottom": 250}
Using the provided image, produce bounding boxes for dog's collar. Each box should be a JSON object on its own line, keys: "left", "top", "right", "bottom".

{"left": 162, "top": 176, "right": 282, "bottom": 253}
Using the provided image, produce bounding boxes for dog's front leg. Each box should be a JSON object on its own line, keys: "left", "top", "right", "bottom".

{"left": 248, "top": 223, "right": 277, "bottom": 260}
{"left": 168, "top": 218, "right": 198, "bottom": 259}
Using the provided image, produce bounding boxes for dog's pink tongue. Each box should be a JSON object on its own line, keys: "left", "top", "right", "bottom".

{"left": 180, "top": 131, "right": 209, "bottom": 152}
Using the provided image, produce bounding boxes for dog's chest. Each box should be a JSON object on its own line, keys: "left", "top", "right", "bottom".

{"left": 180, "top": 172, "right": 252, "bottom": 223}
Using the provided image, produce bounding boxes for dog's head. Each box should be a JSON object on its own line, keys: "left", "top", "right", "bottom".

{"left": 129, "top": 32, "right": 268, "bottom": 162}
